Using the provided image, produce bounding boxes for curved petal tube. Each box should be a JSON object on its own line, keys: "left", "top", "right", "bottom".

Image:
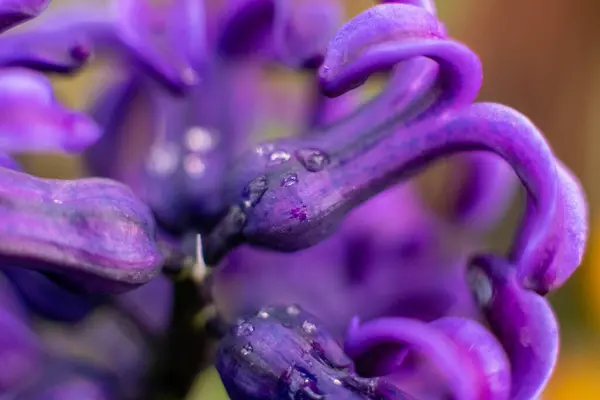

{"left": 469, "top": 255, "right": 559, "bottom": 400}
{"left": 344, "top": 316, "right": 510, "bottom": 399}
{"left": 216, "top": 304, "right": 411, "bottom": 399}
{"left": 0, "top": 68, "right": 100, "bottom": 153}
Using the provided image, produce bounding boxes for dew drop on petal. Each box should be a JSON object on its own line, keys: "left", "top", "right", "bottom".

{"left": 286, "top": 305, "right": 300, "bottom": 316}
{"left": 185, "top": 126, "right": 215, "bottom": 152}
{"left": 236, "top": 322, "right": 255, "bottom": 337}
{"left": 295, "top": 148, "right": 330, "bottom": 172}
{"left": 240, "top": 343, "right": 254, "bottom": 356}
{"left": 302, "top": 321, "right": 317, "bottom": 334}
{"left": 146, "top": 143, "right": 179, "bottom": 175}
{"left": 281, "top": 172, "right": 299, "bottom": 187}
{"left": 468, "top": 267, "right": 493, "bottom": 307}
{"left": 183, "top": 154, "right": 206, "bottom": 176}
{"left": 268, "top": 150, "right": 291, "bottom": 166}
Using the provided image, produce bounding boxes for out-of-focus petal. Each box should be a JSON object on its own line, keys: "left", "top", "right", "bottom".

{"left": 0, "top": 68, "right": 100, "bottom": 153}
{"left": 217, "top": 0, "right": 342, "bottom": 67}
{"left": 113, "top": 274, "right": 173, "bottom": 335}
{"left": 344, "top": 316, "right": 510, "bottom": 399}
{"left": 469, "top": 255, "right": 559, "bottom": 400}
{"left": 448, "top": 153, "right": 517, "bottom": 231}
{"left": 0, "top": 169, "right": 162, "bottom": 294}
{"left": 0, "top": 27, "right": 90, "bottom": 73}
{"left": 9, "top": 360, "right": 117, "bottom": 400}
{"left": 0, "top": 0, "right": 50, "bottom": 33}
{"left": 2, "top": 267, "right": 102, "bottom": 322}
{"left": 114, "top": 0, "right": 204, "bottom": 90}
{"left": 0, "top": 151, "right": 20, "bottom": 170}
{"left": 216, "top": 304, "right": 410, "bottom": 399}
{"left": 0, "top": 308, "right": 42, "bottom": 391}
{"left": 213, "top": 183, "right": 476, "bottom": 337}
{"left": 38, "top": 309, "right": 151, "bottom": 398}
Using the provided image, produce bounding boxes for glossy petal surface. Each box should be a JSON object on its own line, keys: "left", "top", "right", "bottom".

{"left": 0, "top": 169, "right": 162, "bottom": 293}
{"left": 216, "top": 304, "right": 410, "bottom": 399}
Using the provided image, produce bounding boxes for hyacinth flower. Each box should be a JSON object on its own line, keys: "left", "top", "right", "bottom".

{"left": 79, "top": 0, "right": 348, "bottom": 235}
{"left": 208, "top": 1, "right": 588, "bottom": 400}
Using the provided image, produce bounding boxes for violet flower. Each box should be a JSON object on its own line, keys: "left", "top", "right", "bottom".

{"left": 0, "top": 0, "right": 586, "bottom": 399}
{"left": 210, "top": 1, "right": 587, "bottom": 399}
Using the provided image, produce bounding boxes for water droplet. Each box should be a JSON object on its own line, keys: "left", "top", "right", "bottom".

{"left": 181, "top": 67, "right": 199, "bottom": 85}
{"left": 236, "top": 322, "right": 255, "bottom": 337}
{"left": 255, "top": 142, "right": 275, "bottom": 156}
{"left": 295, "top": 148, "right": 330, "bottom": 172}
{"left": 183, "top": 154, "right": 206, "bottom": 176}
{"left": 280, "top": 172, "right": 299, "bottom": 187}
{"left": 302, "top": 321, "right": 317, "bottom": 334}
{"left": 240, "top": 343, "right": 254, "bottom": 356}
{"left": 185, "top": 126, "right": 214, "bottom": 152}
{"left": 258, "top": 310, "right": 270, "bottom": 319}
{"left": 333, "top": 378, "right": 342, "bottom": 386}
{"left": 52, "top": 199, "right": 63, "bottom": 205}
{"left": 242, "top": 176, "right": 268, "bottom": 208}
{"left": 146, "top": 143, "right": 179, "bottom": 175}
{"left": 268, "top": 150, "right": 291, "bottom": 166}
{"left": 468, "top": 267, "right": 493, "bottom": 306}
{"left": 286, "top": 305, "right": 300, "bottom": 316}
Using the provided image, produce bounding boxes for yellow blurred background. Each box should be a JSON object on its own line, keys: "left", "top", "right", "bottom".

{"left": 26, "top": 0, "right": 600, "bottom": 398}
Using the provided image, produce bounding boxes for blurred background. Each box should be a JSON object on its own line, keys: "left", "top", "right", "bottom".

{"left": 23, "top": 0, "right": 600, "bottom": 398}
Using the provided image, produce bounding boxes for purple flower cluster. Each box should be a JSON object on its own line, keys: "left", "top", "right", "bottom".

{"left": 0, "top": 0, "right": 589, "bottom": 399}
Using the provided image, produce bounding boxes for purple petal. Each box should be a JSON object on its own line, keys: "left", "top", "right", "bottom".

{"left": 0, "top": 308, "right": 42, "bottom": 391}
{"left": 469, "top": 255, "right": 559, "bottom": 400}
{"left": 344, "top": 316, "right": 483, "bottom": 399}
{"left": 448, "top": 153, "right": 518, "bottom": 231}
{"left": 203, "top": 103, "right": 560, "bottom": 268}
{"left": 216, "top": 304, "right": 409, "bottom": 399}
{"left": 0, "top": 168, "right": 162, "bottom": 294}
{"left": 2, "top": 267, "right": 102, "bottom": 322}
{"left": 114, "top": 0, "right": 204, "bottom": 90}
{"left": 0, "top": 0, "right": 50, "bottom": 33}
{"left": 510, "top": 160, "right": 588, "bottom": 292}
{"left": 0, "top": 68, "right": 100, "bottom": 153}
{"left": 0, "top": 26, "right": 90, "bottom": 73}
{"left": 214, "top": 183, "right": 476, "bottom": 337}
{"left": 113, "top": 274, "right": 173, "bottom": 335}
{"left": 318, "top": 3, "right": 481, "bottom": 120}
{"left": 217, "top": 0, "right": 342, "bottom": 67}
{"left": 0, "top": 151, "right": 20, "bottom": 170}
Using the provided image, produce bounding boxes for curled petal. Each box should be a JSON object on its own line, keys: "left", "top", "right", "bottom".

{"left": 216, "top": 304, "right": 408, "bottom": 399}
{"left": 203, "top": 103, "right": 559, "bottom": 270}
{"left": 511, "top": 160, "right": 588, "bottom": 292}
{"left": 2, "top": 267, "right": 102, "bottom": 322}
{"left": 114, "top": 0, "right": 204, "bottom": 89}
{"left": 0, "top": 68, "right": 100, "bottom": 153}
{"left": 218, "top": 0, "right": 342, "bottom": 67}
{"left": 469, "top": 255, "right": 559, "bottom": 400}
{"left": 318, "top": 3, "right": 481, "bottom": 120}
{"left": 345, "top": 316, "right": 510, "bottom": 399}
{"left": 0, "top": 27, "right": 90, "bottom": 73}
{"left": 0, "top": 0, "right": 50, "bottom": 33}
{"left": 0, "top": 169, "right": 162, "bottom": 294}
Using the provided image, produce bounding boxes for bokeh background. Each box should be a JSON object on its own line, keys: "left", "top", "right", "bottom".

{"left": 23, "top": 0, "right": 600, "bottom": 398}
